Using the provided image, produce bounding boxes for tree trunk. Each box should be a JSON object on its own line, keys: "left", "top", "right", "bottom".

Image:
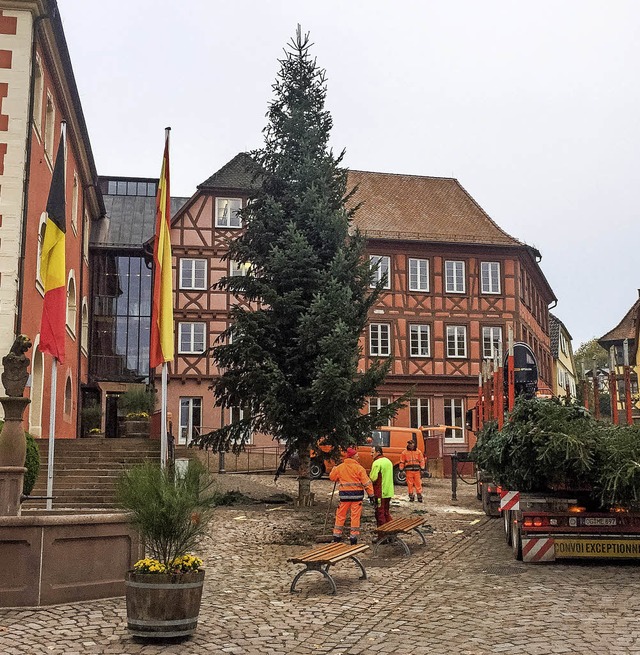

{"left": 296, "top": 449, "right": 314, "bottom": 506}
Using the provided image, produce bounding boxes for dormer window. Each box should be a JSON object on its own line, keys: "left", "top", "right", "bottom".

{"left": 216, "top": 198, "right": 242, "bottom": 228}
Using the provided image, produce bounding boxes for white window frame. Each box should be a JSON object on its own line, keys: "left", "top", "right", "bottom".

{"left": 179, "top": 397, "right": 202, "bottom": 446}
{"left": 44, "top": 92, "right": 55, "bottom": 163}
{"left": 446, "top": 325, "right": 467, "bottom": 358}
{"left": 370, "top": 255, "right": 390, "bottom": 289}
{"left": 178, "top": 322, "right": 206, "bottom": 354}
{"left": 230, "top": 406, "right": 253, "bottom": 444}
{"left": 36, "top": 212, "right": 47, "bottom": 294}
{"left": 80, "top": 298, "right": 89, "bottom": 356}
{"left": 230, "top": 260, "right": 250, "bottom": 277}
{"left": 215, "top": 198, "right": 242, "bottom": 228}
{"left": 66, "top": 270, "right": 77, "bottom": 338}
{"left": 409, "top": 324, "right": 431, "bottom": 357}
{"left": 444, "top": 398, "right": 465, "bottom": 443}
{"left": 445, "top": 260, "right": 465, "bottom": 293}
{"left": 71, "top": 172, "right": 79, "bottom": 235}
{"left": 481, "top": 261, "right": 501, "bottom": 294}
{"left": 369, "top": 323, "right": 391, "bottom": 356}
{"left": 64, "top": 372, "right": 73, "bottom": 420}
{"left": 33, "top": 56, "right": 44, "bottom": 137}
{"left": 408, "top": 258, "right": 429, "bottom": 292}
{"left": 180, "top": 258, "right": 207, "bottom": 290}
{"left": 410, "top": 398, "right": 430, "bottom": 429}
{"left": 482, "top": 326, "right": 503, "bottom": 359}
{"left": 369, "top": 397, "right": 391, "bottom": 426}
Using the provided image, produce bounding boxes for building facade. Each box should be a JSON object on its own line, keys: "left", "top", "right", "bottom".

{"left": 164, "top": 155, "right": 557, "bottom": 453}
{"left": 0, "top": 0, "right": 102, "bottom": 436}
{"left": 599, "top": 293, "right": 640, "bottom": 421}
{"left": 549, "top": 313, "right": 577, "bottom": 398}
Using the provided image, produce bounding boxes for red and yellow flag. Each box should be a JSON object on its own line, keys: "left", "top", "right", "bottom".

{"left": 39, "top": 133, "right": 67, "bottom": 363}
{"left": 149, "top": 129, "right": 174, "bottom": 368}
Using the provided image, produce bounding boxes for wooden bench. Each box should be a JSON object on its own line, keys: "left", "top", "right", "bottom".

{"left": 288, "top": 542, "right": 370, "bottom": 595}
{"left": 373, "top": 516, "right": 429, "bottom": 557}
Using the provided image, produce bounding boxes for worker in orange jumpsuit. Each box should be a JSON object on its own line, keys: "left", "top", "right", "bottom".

{"left": 399, "top": 440, "right": 426, "bottom": 502}
{"left": 329, "top": 446, "right": 375, "bottom": 544}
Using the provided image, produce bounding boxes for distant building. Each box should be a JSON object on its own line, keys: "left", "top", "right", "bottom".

{"left": 549, "top": 313, "right": 577, "bottom": 398}
{"left": 0, "top": 0, "right": 103, "bottom": 436}
{"left": 87, "top": 175, "right": 187, "bottom": 437}
{"left": 598, "top": 293, "right": 640, "bottom": 421}
{"left": 165, "top": 154, "right": 558, "bottom": 453}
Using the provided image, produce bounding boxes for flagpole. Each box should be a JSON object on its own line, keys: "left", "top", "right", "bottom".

{"left": 161, "top": 362, "right": 168, "bottom": 469}
{"left": 46, "top": 357, "right": 57, "bottom": 510}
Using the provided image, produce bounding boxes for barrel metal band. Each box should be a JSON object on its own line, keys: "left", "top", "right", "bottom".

{"left": 128, "top": 617, "right": 197, "bottom": 627}
{"left": 126, "top": 581, "right": 203, "bottom": 590}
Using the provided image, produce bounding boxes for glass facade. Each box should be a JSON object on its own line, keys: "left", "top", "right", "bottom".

{"left": 90, "top": 252, "right": 152, "bottom": 381}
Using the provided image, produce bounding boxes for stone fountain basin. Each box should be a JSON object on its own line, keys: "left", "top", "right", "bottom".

{"left": 0, "top": 509, "right": 143, "bottom": 607}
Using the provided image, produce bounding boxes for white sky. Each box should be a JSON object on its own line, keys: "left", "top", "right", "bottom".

{"left": 58, "top": 0, "right": 640, "bottom": 350}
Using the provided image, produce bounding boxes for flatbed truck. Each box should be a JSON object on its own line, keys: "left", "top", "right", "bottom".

{"left": 501, "top": 490, "right": 640, "bottom": 563}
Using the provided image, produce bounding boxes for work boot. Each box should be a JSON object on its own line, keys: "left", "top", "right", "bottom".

{"left": 350, "top": 537, "right": 358, "bottom": 545}
{"left": 333, "top": 536, "right": 341, "bottom": 543}
{"left": 409, "top": 495, "right": 415, "bottom": 502}
{"left": 417, "top": 495, "right": 423, "bottom": 503}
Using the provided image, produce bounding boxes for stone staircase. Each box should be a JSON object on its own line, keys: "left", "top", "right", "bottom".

{"left": 27, "top": 438, "right": 163, "bottom": 509}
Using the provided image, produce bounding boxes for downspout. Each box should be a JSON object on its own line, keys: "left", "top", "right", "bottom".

{"left": 16, "top": 12, "right": 48, "bottom": 336}
{"left": 76, "top": 186, "right": 87, "bottom": 438}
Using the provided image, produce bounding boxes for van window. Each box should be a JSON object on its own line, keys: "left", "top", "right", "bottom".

{"left": 371, "top": 430, "right": 391, "bottom": 447}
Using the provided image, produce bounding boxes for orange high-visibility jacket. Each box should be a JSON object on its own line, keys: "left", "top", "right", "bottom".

{"left": 399, "top": 448, "right": 425, "bottom": 471}
{"left": 329, "top": 457, "right": 374, "bottom": 501}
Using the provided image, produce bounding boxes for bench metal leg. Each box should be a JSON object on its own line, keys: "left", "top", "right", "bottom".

{"left": 290, "top": 565, "right": 338, "bottom": 595}
{"left": 373, "top": 534, "right": 411, "bottom": 557}
{"left": 414, "top": 527, "right": 427, "bottom": 546}
{"left": 348, "top": 555, "right": 367, "bottom": 580}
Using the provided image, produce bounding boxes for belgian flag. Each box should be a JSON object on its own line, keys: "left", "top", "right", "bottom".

{"left": 39, "top": 133, "right": 66, "bottom": 363}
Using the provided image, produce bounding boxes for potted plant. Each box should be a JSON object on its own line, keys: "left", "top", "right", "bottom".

{"left": 80, "top": 400, "right": 102, "bottom": 437}
{"left": 116, "top": 459, "right": 218, "bottom": 639}
{"left": 120, "top": 387, "right": 155, "bottom": 437}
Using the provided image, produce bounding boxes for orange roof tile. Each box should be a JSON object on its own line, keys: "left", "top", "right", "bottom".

{"left": 348, "top": 170, "right": 521, "bottom": 246}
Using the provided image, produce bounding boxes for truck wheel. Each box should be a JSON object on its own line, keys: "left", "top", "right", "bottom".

{"left": 309, "top": 459, "right": 324, "bottom": 480}
{"left": 482, "top": 485, "right": 491, "bottom": 516}
{"left": 512, "top": 523, "right": 523, "bottom": 561}
{"left": 476, "top": 479, "right": 482, "bottom": 501}
{"left": 393, "top": 466, "right": 407, "bottom": 486}
{"left": 503, "top": 509, "right": 513, "bottom": 546}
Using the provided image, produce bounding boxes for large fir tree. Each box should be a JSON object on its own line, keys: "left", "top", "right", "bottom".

{"left": 193, "top": 27, "right": 405, "bottom": 500}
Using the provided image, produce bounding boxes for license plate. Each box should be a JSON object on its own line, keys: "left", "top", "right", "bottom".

{"left": 583, "top": 517, "right": 617, "bottom": 526}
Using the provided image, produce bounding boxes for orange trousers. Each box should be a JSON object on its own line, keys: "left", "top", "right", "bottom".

{"left": 332, "top": 501, "right": 363, "bottom": 539}
{"left": 405, "top": 470, "right": 422, "bottom": 496}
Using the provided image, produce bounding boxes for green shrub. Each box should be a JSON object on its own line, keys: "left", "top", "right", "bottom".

{"left": 116, "top": 460, "right": 220, "bottom": 568}
{"left": 23, "top": 430, "right": 40, "bottom": 495}
{"left": 0, "top": 420, "right": 41, "bottom": 495}
{"left": 80, "top": 401, "right": 102, "bottom": 434}
{"left": 119, "top": 387, "right": 155, "bottom": 416}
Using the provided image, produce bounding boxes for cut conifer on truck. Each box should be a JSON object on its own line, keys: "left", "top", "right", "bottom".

{"left": 472, "top": 397, "right": 640, "bottom": 562}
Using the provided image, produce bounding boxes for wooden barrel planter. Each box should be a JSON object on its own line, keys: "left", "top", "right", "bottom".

{"left": 125, "top": 570, "right": 205, "bottom": 638}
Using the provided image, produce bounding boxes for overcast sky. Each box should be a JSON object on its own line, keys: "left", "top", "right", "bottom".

{"left": 58, "top": 0, "right": 640, "bottom": 350}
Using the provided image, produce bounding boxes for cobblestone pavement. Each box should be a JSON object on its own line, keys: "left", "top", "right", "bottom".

{"left": 2, "top": 473, "right": 640, "bottom": 654}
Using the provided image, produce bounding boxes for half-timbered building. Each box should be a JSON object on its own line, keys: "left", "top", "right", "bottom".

{"left": 166, "top": 154, "right": 557, "bottom": 454}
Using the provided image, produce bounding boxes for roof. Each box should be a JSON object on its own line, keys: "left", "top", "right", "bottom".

{"left": 348, "top": 170, "right": 522, "bottom": 246}
{"left": 92, "top": 194, "right": 189, "bottom": 247}
{"left": 197, "top": 153, "right": 262, "bottom": 191}
{"left": 549, "top": 313, "right": 572, "bottom": 359}
{"left": 598, "top": 297, "right": 640, "bottom": 346}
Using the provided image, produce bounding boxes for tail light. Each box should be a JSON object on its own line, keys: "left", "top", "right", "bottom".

{"left": 567, "top": 506, "right": 586, "bottom": 513}
{"left": 523, "top": 516, "right": 548, "bottom": 527}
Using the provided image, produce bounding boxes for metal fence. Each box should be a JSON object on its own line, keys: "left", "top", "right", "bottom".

{"left": 188, "top": 429, "right": 286, "bottom": 474}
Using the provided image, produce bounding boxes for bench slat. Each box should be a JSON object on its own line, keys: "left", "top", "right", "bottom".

{"left": 377, "top": 517, "right": 426, "bottom": 534}
{"left": 289, "top": 543, "right": 369, "bottom": 565}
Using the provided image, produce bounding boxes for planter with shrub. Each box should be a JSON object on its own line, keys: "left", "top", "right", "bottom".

{"left": 117, "top": 460, "right": 218, "bottom": 639}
